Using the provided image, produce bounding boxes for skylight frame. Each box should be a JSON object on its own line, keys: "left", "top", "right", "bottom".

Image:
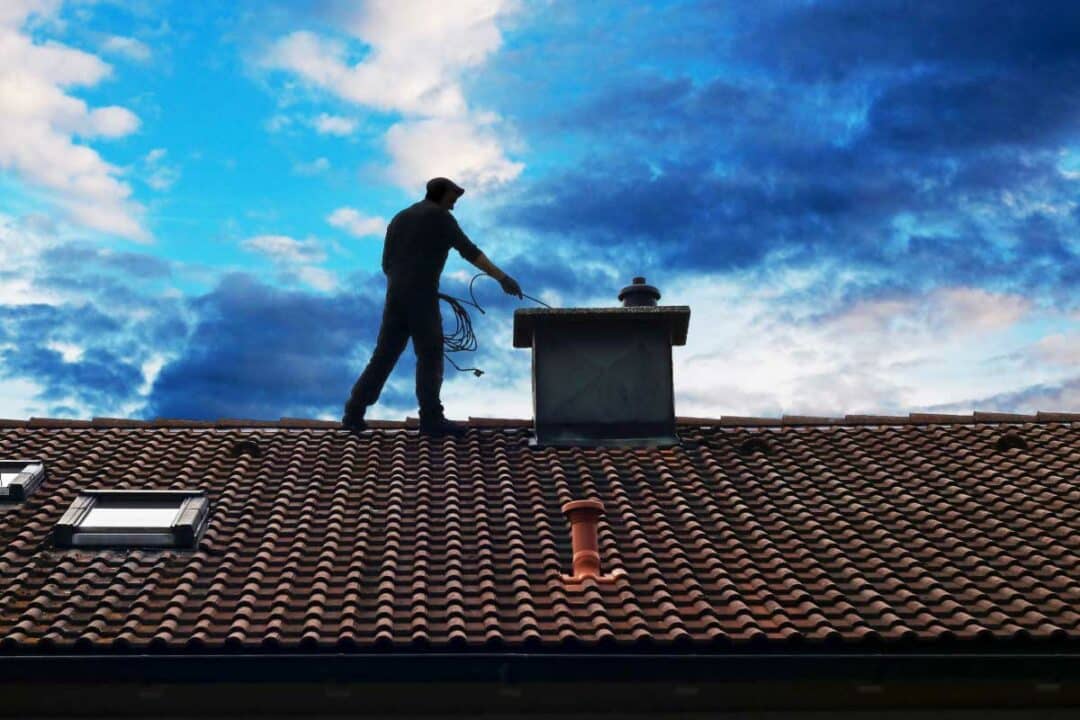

{"left": 0, "top": 460, "right": 46, "bottom": 501}
{"left": 54, "top": 490, "right": 210, "bottom": 549}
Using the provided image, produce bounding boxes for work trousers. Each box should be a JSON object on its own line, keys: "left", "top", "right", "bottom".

{"left": 346, "top": 288, "right": 444, "bottom": 419}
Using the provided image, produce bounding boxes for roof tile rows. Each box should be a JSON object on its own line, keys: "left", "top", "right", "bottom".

{"left": 0, "top": 416, "right": 1077, "bottom": 653}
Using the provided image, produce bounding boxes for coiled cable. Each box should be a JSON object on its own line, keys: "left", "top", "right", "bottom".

{"left": 438, "top": 273, "right": 551, "bottom": 377}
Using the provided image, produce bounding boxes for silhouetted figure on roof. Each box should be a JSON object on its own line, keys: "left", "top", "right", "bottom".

{"left": 342, "top": 177, "right": 521, "bottom": 436}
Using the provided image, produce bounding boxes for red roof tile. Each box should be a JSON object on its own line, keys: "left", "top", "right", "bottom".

{"left": 0, "top": 414, "right": 1077, "bottom": 653}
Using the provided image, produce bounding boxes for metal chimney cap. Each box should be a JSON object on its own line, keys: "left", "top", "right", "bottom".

{"left": 618, "top": 276, "right": 661, "bottom": 307}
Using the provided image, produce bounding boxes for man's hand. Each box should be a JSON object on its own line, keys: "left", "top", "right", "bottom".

{"left": 470, "top": 252, "right": 523, "bottom": 298}
{"left": 499, "top": 274, "right": 523, "bottom": 298}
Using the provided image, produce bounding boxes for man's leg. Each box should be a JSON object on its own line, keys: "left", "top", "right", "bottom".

{"left": 408, "top": 293, "right": 446, "bottom": 422}
{"left": 343, "top": 296, "right": 410, "bottom": 422}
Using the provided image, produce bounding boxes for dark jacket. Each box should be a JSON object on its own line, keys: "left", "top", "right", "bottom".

{"left": 381, "top": 200, "right": 482, "bottom": 294}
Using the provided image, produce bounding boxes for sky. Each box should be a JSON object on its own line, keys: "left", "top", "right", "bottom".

{"left": 0, "top": 0, "right": 1076, "bottom": 422}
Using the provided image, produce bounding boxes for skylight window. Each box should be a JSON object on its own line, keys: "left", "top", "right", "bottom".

{"left": 54, "top": 490, "right": 210, "bottom": 548}
{"left": 0, "top": 460, "right": 45, "bottom": 501}
{"left": 81, "top": 504, "right": 185, "bottom": 528}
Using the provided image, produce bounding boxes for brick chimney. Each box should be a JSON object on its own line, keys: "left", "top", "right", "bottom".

{"left": 513, "top": 277, "right": 690, "bottom": 447}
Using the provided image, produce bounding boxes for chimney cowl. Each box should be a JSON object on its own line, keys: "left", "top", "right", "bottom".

{"left": 618, "top": 276, "right": 661, "bottom": 307}
{"left": 561, "top": 499, "right": 618, "bottom": 585}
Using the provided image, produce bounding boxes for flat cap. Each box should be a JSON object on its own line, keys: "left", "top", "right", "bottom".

{"left": 426, "top": 177, "right": 465, "bottom": 199}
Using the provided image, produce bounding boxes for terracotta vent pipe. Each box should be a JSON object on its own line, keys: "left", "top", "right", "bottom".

{"left": 561, "top": 499, "right": 619, "bottom": 584}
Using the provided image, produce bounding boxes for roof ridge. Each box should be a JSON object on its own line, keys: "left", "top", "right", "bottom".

{"left": 0, "top": 410, "right": 1074, "bottom": 430}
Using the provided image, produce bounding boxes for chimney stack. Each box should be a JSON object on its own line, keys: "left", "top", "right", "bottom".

{"left": 561, "top": 500, "right": 617, "bottom": 584}
{"left": 513, "top": 276, "right": 690, "bottom": 447}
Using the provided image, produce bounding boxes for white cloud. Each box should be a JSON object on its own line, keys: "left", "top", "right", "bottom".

{"left": 143, "top": 147, "right": 180, "bottom": 190}
{"left": 138, "top": 354, "right": 166, "bottom": 395}
{"left": 0, "top": 2, "right": 146, "bottom": 240}
{"left": 1035, "top": 333, "right": 1080, "bottom": 367}
{"left": 434, "top": 374, "right": 533, "bottom": 422}
{"left": 0, "top": 2, "right": 59, "bottom": 27}
{"left": 265, "top": 113, "right": 293, "bottom": 133}
{"left": 146, "top": 167, "right": 179, "bottom": 191}
{"left": 0, "top": 212, "right": 63, "bottom": 305}
{"left": 241, "top": 234, "right": 337, "bottom": 291}
{"left": 293, "top": 156, "right": 330, "bottom": 175}
{"left": 45, "top": 340, "right": 83, "bottom": 362}
{"left": 326, "top": 206, "right": 385, "bottom": 238}
{"left": 85, "top": 105, "right": 139, "bottom": 137}
{"left": 100, "top": 35, "right": 151, "bottom": 63}
{"left": 666, "top": 271, "right": 1066, "bottom": 418}
{"left": 0, "top": 376, "right": 48, "bottom": 419}
{"left": 824, "top": 287, "right": 1032, "bottom": 347}
{"left": 265, "top": 30, "right": 465, "bottom": 116}
{"left": 296, "top": 265, "right": 337, "bottom": 292}
{"left": 384, "top": 116, "right": 524, "bottom": 191}
{"left": 312, "top": 113, "right": 357, "bottom": 135}
{"left": 926, "top": 287, "right": 1032, "bottom": 331}
{"left": 262, "top": 0, "right": 523, "bottom": 193}
{"left": 242, "top": 234, "right": 326, "bottom": 265}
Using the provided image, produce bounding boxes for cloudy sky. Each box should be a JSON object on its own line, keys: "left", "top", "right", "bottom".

{"left": 0, "top": 0, "right": 1076, "bottom": 422}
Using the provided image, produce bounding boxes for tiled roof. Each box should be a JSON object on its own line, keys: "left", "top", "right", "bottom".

{"left": 0, "top": 413, "right": 1077, "bottom": 654}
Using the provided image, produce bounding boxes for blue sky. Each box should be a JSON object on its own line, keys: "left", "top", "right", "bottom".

{"left": 0, "top": 0, "right": 1077, "bottom": 421}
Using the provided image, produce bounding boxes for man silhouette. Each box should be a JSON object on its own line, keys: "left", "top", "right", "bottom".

{"left": 342, "top": 177, "right": 521, "bottom": 436}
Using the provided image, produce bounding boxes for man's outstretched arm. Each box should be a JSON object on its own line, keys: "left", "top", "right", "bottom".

{"left": 470, "top": 252, "right": 522, "bottom": 298}
{"left": 443, "top": 210, "right": 522, "bottom": 298}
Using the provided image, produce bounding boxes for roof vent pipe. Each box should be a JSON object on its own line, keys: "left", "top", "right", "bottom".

{"left": 561, "top": 500, "right": 618, "bottom": 585}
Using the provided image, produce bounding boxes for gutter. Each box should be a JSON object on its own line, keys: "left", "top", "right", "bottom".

{"left": 2, "top": 652, "right": 1078, "bottom": 716}
{"left": 1, "top": 650, "right": 1078, "bottom": 683}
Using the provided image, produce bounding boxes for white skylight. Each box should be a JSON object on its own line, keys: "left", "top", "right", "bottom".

{"left": 54, "top": 490, "right": 210, "bottom": 549}
{"left": 80, "top": 504, "right": 182, "bottom": 528}
{"left": 0, "top": 461, "right": 45, "bottom": 499}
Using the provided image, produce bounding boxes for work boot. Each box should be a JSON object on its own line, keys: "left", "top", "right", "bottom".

{"left": 418, "top": 415, "right": 467, "bottom": 437}
{"left": 341, "top": 405, "right": 367, "bottom": 433}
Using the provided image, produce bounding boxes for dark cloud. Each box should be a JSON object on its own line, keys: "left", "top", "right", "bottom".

{"left": 866, "top": 67, "right": 1080, "bottom": 152}
{"left": 502, "top": 255, "right": 621, "bottom": 303}
{"left": 0, "top": 302, "right": 172, "bottom": 415}
{"left": 558, "top": 74, "right": 696, "bottom": 145}
{"left": 39, "top": 242, "right": 173, "bottom": 279}
{"left": 559, "top": 76, "right": 831, "bottom": 160}
{"left": 1, "top": 345, "right": 144, "bottom": 411}
{"left": 736, "top": 1, "right": 1080, "bottom": 81}
{"left": 501, "top": 150, "right": 928, "bottom": 274}
{"left": 0, "top": 303, "right": 122, "bottom": 342}
{"left": 928, "top": 375, "right": 1080, "bottom": 414}
{"left": 1, "top": 264, "right": 511, "bottom": 420}
{"left": 144, "top": 274, "right": 395, "bottom": 420}
{"left": 497, "top": 0, "right": 1080, "bottom": 308}
{"left": 0, "top": 241, "right": 189, "bottom": 415}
